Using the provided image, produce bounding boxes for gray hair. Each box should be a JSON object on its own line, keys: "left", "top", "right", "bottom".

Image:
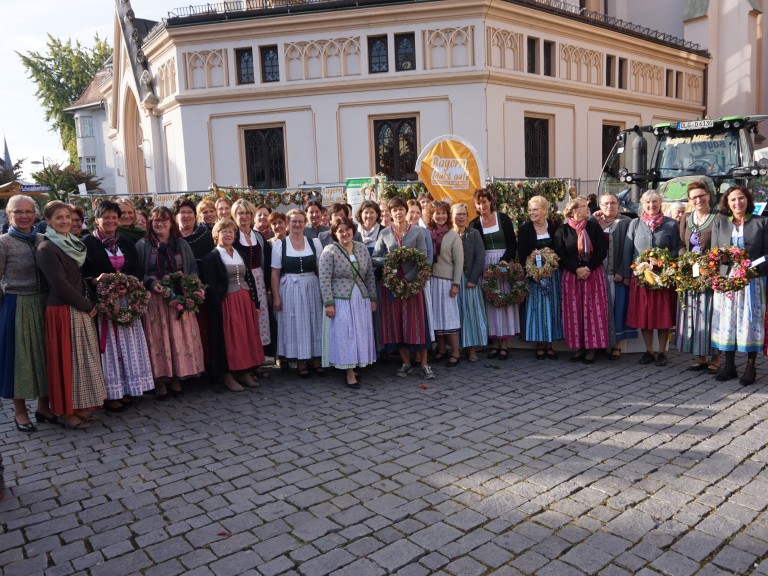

{"left": 640, "top": 189, "right": 662, "bottom": 204}
{"left": 6, "top": 195, "right": 38, "bottom": 226}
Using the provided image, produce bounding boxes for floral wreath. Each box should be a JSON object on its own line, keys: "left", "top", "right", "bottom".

{"left": 524, "top": 247, "right": 559, "bottom": 282}
{"left": 631, "top": 248, "right": 676, "bottom": 289}
{"left": 673, "top": 251, "right": 708, "bottom": 294}
{"left": 95, "top": 273, "right": 150, "bottom": 327}
{"left": 383, "top": 247, "right": 431, "bottom": 299}
{"left": 264, "top": 191, "right": 282, "bottom": 210}
{"left": 160, "top": 272, "right": 206, "bottom": 317}
{"left": 482, "top": 262, "right": 528, "bottom": 307}
{"left": 699, "top": 245, "right": 757, "bottom": 295}
{"left": 291, "top": 190, "right": 304, "bottom": 205}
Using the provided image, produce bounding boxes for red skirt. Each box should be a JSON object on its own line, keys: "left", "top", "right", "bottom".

{"left": 223, "top": 289, "right": 264, "bottom": 371}
{"left": 561, "top": 268, "right": 609, "bottom": 349}
{"left": 379, "top": 286, "right": 430, "bottom": 350}
{"left": 627, "top": 277, "right": 676, "bottom": 330}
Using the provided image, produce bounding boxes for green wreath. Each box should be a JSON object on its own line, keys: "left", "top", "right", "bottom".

{"left": 383, "top": 247, "right": 431, "bottom": 299}
{"left": 482, "top": 262, "right": 528, "bottom": 306}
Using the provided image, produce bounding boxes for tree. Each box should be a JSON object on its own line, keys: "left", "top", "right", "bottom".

{"left": 32, "top": 164, "right": 103, "bottom": 202}
{"left": 18, "top": 35, "right": 112, "bottom": 164}
{"left": 0, "top": 160, "right": 24, "bottom": 186}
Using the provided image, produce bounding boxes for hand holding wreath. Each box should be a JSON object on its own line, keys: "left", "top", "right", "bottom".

{"left": 631, "top": 248, "right": 675, "bottom": 289}
{"left": 699, "top": 245, "right": 757, "bottom": 295}
{"left": 95, "top": 273, "right": 150, "bottom": 327}
{"left": 482, "top": 262, "right": 528, "bottom": 306}
{"left": 160, "top": 272, "right": 206, "bottom": 317}
{"left": 383, "top": 247, "right": 431, "bottom": 299}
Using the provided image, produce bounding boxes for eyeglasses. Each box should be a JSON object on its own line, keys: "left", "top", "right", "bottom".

{"left": 11, "top": 210, "right": 35, "bottom": 216}
{"left": 689, "top": 194, "right": 709, "bottom": 202}
{"left": 600, "top": 201, "right": 618, "bottom": 206}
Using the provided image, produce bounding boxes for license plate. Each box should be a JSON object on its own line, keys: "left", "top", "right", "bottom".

{"left": 677, "top": 119, "right": 714, "bottom": 130}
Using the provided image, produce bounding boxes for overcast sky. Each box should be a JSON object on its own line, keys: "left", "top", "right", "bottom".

{"left": 0, "top": 0, "right": 181, "bottom": 178}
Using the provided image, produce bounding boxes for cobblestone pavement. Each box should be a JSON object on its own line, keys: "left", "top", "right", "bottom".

{"left": 2, "top": 349, "right": 768, "bottom": 576}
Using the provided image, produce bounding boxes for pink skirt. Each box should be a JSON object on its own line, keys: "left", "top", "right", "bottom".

{"left": 143, "top": 293, "right": 205, "bottom": 380}
{"left": 222, "top": 289, "right": 264, "bottom": 371}
{"left": 627, "top": 277, "right": 676, "bottom": 330}
{"left": 561, "top": 268, "right": 609, "bottom": 350}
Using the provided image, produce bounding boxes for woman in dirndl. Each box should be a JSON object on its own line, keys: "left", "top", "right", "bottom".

{"left": 372, "top": 197, "right": 435, "bottom": 379}
{"left": 201, "top": 219, "right": 265, "bottom": 392}
{"left": 676, "top": 181, "right": 720, "bottom": 373}
{"left": 517, "top": 195, "right": 563, "bottom": 359}
{"left": 554, "top": 197, "right": 609, "bottom": 364}
{"left": 319, "top": 217, "right": 377, "bottom": 388}
{"left": 711, "top": 186, "right": 768, "bottom": 385}
{"left": 231, "top": 199, "right": 272, "bottom": 363}
{"left": 37, "top": 201, "right": 107, "bottom": 429}
{"left": 451, "top": 203, "right": 487, "bottom": 363}
{"left": 470, "top": 188, "right": 520, "bottom": 359}
{"left": 622, "top": 190, "right": 679, "bottom": 366}
{"left": 425, "top": 201, "right": 464, "bottom": 367}
{"left": 590, "top": 192, "right": 635, "bottom": 360}
{"left": 83, "top": 200, "right": 154, "bottom": 412}
{"left": 271, "top": 209, "right": 324, "bottom": 378}
{"left": 136, "top": 206, "right": 205, "bottom": 399}
{"left": 0, "top": 195, "right": 52, "bottom": 432}
{"left": 116, "top": 199, "right": 146, "bottom": 245}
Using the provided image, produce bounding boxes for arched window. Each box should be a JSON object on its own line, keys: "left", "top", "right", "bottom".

{"left": 368, "top": 36, "right": 388, "bottom": 73}
{"left": 395, "top": 33, "right": 415, "bottom": 71}
{"left": 245, "top": 127, "right": 286, "bottom": 189}
{"left": 374, "top": 118, "right": 417, "bottom": 180}
{"left": 260, "top": 46, "right": 279, "bottom": 82}
{"left": 236, "top": 48, "right": 254, "bottom": 84}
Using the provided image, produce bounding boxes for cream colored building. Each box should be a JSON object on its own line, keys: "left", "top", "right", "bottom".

{"left": 74, "top": 0, "right": 765, "bottom": 194}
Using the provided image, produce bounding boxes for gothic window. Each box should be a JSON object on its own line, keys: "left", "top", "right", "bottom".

{"left": 395, "top": 33, "right": 415, "bottom": 71}
{"left": 244, "top": 127, "right": 286, "bottom": 189}
{"left": 602, "top": 124, "right": 621, "bottom": 172}
{"left": 524, "top": 117, "right": 550, "bottom": 178}
{"left": 260, "top": 46, "right": 279, "bottom": 82}
{"left": 368, "top": 36, "right": 388, "bottom": 73}
{"left": 236, "top": 48, "right": 255, "bottom": 84}
{"left": 374, "top": 118, "right": 417, "bottom": 181}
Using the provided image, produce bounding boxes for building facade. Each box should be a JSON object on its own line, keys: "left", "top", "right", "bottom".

{"left": 77, "top": 0, "right": 765, "bottom": 195}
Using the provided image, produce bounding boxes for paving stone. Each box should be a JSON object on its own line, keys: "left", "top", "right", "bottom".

{"left": 370, "top": 539, "right": 425, "bottom": 572}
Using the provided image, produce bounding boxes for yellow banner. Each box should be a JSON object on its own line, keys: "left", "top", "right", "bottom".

{"left": 416, "top": 135, "right": 485, "bottom": 219}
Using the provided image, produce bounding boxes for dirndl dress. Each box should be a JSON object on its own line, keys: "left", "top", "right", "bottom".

{"left": 0, "top": 293, "right": 48, "bottom": 400}
{"left": 430, "top": 277, "right": 461, "bottom": 335}
{"left": 222, "top": 286, "right": 265, "bottom": 371}
{"left": 626, "top": 278, "right": 677, "bottom": 330}
{"left": 712, "top": 277, "right": 765, "bottom": 353}
{"left": 676, "top": 289, "right": 716, "bottom": 356}
{"left": 561, "top": 266, "right": 609, "bottom": 349}
{"left": 322, "top": 284, "right": 377, "bottom": 369}
{"left": 276, "top": 272, "right": 323, "bottom": 360}
{"left": 457, "top": 274, "right": 487, "bottom": 348}
{"left": 483, "top": 249, "right": 521, "bottom": 338}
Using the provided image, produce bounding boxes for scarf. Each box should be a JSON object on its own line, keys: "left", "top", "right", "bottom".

{"left": 567, "top": 218, "right": 592, "bottom": 261}
{"left": 44, "top": 228, "right": 87, "bottom": 267}
{"left": 360, "top": 222, "right": 381, "bottom": 247}
{"left": 429, "top": 224, "right": 451, "bottom": 258}
{"left": 149, "top": 233, "right": 179, "bottom": 277}
{"left": 117, "top": 225, "right": 146, "bottom": 243}
{"left": 8, "top": 226, "right": 38, "bottom": 243}
{"left": 93, "top": 228, "right": 120, "bottom": 255}
{"left": 641, "top": 211, "right": 664, "bottom": 232}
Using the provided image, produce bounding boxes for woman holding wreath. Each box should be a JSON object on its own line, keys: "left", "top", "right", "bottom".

{"left": 319, "top": 217, "right": 377, "bottom": 388}
{"left": 38, "top": 201, "right": 107, "bottom": 429}
{"left": 622, "top": 190, "right": 679, "bottom": 366}
{"left": 83, "top": 201, "right": 154, "bottom": 411}
{"left": 554, "top": 197, "right": 609, "bottom": 363}
{"left": 590, "top": 193, "right": 635, "bottom": 359}
{"left": 271, "top": 209, "right": 324, "bottom": 377}
{"left": 0, "top": 195, "right": 52, "bottom": 432}
{"left": 517, "top": 195, "right": 563, "bottom": 359}
{"left": 372, "top": 197, "right": 435, "bottom": 379}
{"left": 426, "top": 201, "right": 464, "bottom": 366}
{"left": 676, "top": 181, "right": 720, "bottom": 373}
{"left": 201, "top": 219, "right": 265, "bottom": 391}
{"left": 451, "top": 203, "right": 487, "bottom": 363}
{"left": 136, "top": 206, "right": 204, "bottom": 399}
{"left": 710, "top": 186, "right": 768, "bottom": 385}
{"left": 470, "top": 188, "right": 520, "bottom": 359}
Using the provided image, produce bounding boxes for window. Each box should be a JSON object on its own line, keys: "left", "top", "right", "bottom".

{"left": 368, "top": 36, "right": 388, "bottom": 73}
{"left": 395, "top": 33, "right": 415, "bottom": 71}
{"left": 543, "top": 41, "right": 554, "bottom": 77}
{"left": 244, "top": 127, "right": 286, "bottom": 189}
{"left": 675, "top": 71, "right": 683, "bottom": 99}
{"left": 606, "top": 55, "right": 615, "bottom": 87}
{"left": 665, "top": 69, "right": 674, "bottom": 97}
{"left": 618, "top": 57, "right": 627, "bottom": 89}
{"left": 77, "top": 116, "right": 94, "bottom": 138}
{"left": 82, "top": 156, "right": 97, "bottom": 176}
{"left": 524, "top": 117, "right": 549, "bottom": 178}
{"left": 236, "top": 48, "right": 255, "bottom": 84}
{"left": 527, "top": 37, "right": 539, "bottom": 74}
{"left": 602, "top": 124, "right": 622, "bottom": 172}
{"left": 374, "top": 117, "right": 417, "bottom": 181}
{"left": 260, "top": 46, "right": 279, "bottom": 83}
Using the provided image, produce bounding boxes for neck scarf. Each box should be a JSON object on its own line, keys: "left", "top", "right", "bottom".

{"left": 8, "top": 226, "right": 38, "bottom": 243}
{"left": 117, "top": 225, "right": 146, "bottom": 243}
{"left": 44, "top": 227, "right": 87, "bottom": 267}
{"left": 360, "top": 222, "right": 381, "bottom": 247}
{"left": 149, "top": 232, "right": 179, "bottom": 277}
{"left": 429, "top": 224, "right": 451, "bottom": 258}
{"left": 93, "top": 228, "right": 120, "bottom": 255}
{"left": 641, "top": 211, "right": 664, "bottom": 231}
{"left": 567, "top": 218, "right": 592, "bottom": 261}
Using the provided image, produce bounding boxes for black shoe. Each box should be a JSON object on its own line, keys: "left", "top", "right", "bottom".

{"left": 14, "top": 418, "right": 37, "bottom": 433}
{"left": 582, "top": 350, "right": 596, "bottom": 364}
{"left": 569, "top": 350, "right": 586, "bottom": 362}
{"left": 655, "top": 353, "right": 668, "bottom": 366}
{"left": 638, "top": 352, "right": 656, "bottom": 364}
{"left": 104, "top": 402, "right": 126, "bottom": 413}
{"left": 740, "top": 362, "right": 757, "bottom": 386}
{"left": 34, "top": 411, "right": 59, "bottom": 424}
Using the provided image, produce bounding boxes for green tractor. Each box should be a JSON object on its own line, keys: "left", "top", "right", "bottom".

{"left": 598, "top": 116, "right": 768, "bottom": 213}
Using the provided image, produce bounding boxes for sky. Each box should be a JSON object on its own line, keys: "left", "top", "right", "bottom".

{"left": 0, "top": 0, "right": 181, "bottom": 179}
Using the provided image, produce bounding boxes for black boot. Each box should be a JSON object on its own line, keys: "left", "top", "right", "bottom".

{"left": 740, "top": 352, "right": 757, "bottom": 386}
{"left": 715, "top": 351, "right": 737, "bottom": 381}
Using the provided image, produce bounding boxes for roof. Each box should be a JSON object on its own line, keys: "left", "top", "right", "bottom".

{"left": 66, "top": 57, "right": 113, "bottom": 111}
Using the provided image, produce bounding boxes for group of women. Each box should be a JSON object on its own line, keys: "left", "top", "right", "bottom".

{"left": 0, "top": 184, "right": 764, "bottom": 439}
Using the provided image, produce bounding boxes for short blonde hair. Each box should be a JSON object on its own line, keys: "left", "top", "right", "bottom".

{"left": 196, "top": 199, "right": 215, "bottom": 223}
{"left": 286, "top": 209, "right": 307, "bottom": 223}
{"left": 230, "top": 198, "right": 256, "bottom": 220}
{"left": 212, "top": 218, "right": 238, "bottom": 241}
{"left": 528, "top": 195, "right": 550, "bottom": 212}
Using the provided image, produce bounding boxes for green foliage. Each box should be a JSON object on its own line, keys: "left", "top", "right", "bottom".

{"left": 17, "top": 34, "right": 112, "bottom": 164}
{"left": 32, "top": 164, "right": 103, "bottom": 202}
{"left": 0, "top": 160, "right": 24, "bottom": 186}
{"left": 490, "top": 179, "right": 574, "bottom": 226}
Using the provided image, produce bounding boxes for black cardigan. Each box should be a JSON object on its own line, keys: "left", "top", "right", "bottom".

{"left": 200, "top": 248, "right": 261, "bottom": 377}
{"left": 553, "top": 220, "right": 608, "bottom": 272}
{"left": 469, "top": 211, "right": 517, "bottom": 263}
{"left": 517, "top": 220, "right": 559, "bottom": 265}
{"left": 82, "top": 234, "right": 141, "bottom": 300}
